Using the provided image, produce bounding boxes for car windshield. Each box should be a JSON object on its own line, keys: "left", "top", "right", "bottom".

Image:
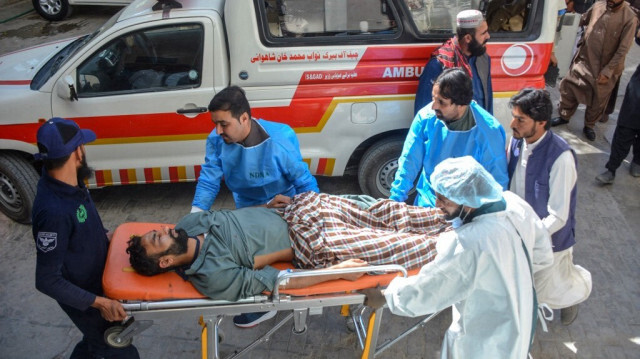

{"left": 30, "top": 9, "right": 124, "bottom": 90}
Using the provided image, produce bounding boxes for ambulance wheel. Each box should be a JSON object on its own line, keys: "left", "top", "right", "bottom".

{"left": 358, "top": 137, "right": 404, "bottom": 199}
{"left": 0, "top": 153, "right": 38, "bottom": 224}
{"left": 32, "top": 0, "right": 73, "bottom": 21}
{"left": 104, "top": 326, "right": 132, "bottom": 348}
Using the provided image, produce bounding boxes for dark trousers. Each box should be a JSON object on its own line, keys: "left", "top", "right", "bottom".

{"left": 606, "top": 125, "right": 640, "bottom": 173}
{"left": 61, "top": 304, "right": 140, "bottom": 359}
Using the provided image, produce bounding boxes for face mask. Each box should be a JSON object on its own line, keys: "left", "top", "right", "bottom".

{"left": 449, "top": 217, "right": 464, "bottom": 229}
{"left": 446, "top": 205, "right": 471, "bottom": 229}
{"left": 446, "top": 205, "right": 464, "bottom": 229}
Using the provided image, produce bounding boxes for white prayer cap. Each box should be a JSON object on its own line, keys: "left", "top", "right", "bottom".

{"left": 456, "top": 9, "right": 484, "bottom": 29}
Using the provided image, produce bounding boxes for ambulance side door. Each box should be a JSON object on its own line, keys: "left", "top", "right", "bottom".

{"left": 50, "top": 17, "right": 219, "bottom": 178}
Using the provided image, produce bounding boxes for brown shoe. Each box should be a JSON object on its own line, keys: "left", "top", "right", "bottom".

{"left": 599, "top": 114, "right": 609, "bottom": 123}
{"left": 561, "top": 305, "right": 579, "bottom": 325}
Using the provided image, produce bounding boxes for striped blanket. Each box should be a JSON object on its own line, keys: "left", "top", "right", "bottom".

{"left": 281, "top": 192, "right": 451, "bottom": 269}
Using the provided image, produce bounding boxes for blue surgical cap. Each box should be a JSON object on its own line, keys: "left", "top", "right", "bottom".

{"left": 430, "top": 156, "right": 503, "bottom": 208}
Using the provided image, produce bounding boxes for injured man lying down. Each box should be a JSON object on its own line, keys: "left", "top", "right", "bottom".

{"left": 126, "top": 192, "right": 451, "bottom": 301}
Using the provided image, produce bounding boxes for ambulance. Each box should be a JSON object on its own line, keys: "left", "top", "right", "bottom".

{"left": 0, "top": 0, "right": 562, "bottom": 223}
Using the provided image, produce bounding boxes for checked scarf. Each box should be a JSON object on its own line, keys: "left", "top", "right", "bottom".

{"left": 431, "top": 37, "right": 472, "bottom": 77}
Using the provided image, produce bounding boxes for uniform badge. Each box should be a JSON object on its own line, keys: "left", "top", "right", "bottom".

{"left": 77, "top": 204, "right": 87, "bottom": 223}
{"left": 37, "top": 232, "right": 57, "bottom": 252}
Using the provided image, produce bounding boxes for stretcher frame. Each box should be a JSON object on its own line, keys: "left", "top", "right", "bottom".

{"left": 103, "top": 223, "right": 441, "bottom": 358}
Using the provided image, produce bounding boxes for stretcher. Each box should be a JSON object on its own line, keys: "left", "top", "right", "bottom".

{"left": 103, "top": 222, "right": 441, "bottom": 359}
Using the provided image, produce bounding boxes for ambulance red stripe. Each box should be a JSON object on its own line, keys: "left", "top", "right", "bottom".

{"left": 119, "top": 169, "right": 130, "bottom": 185}
{"left": 0, "top": 80, "right": 30, "bottom": 85}
{"left": 0, "top": 43, "right": 551, "bottom": 145}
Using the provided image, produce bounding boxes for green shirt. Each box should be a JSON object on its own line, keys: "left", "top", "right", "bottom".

{"left": 177, "top": 207, "right": 290, "bottom": 301}
{"left": 445, "top": 107, "right": 475, "bottom": 131}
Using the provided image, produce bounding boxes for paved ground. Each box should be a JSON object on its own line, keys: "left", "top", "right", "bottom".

{"left": 1, "top": 1, "right": 639, "bottom": 358}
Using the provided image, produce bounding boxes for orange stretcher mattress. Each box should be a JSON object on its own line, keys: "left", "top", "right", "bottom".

{"left": 104, "top": 222, "right": 417, "bottom": 301}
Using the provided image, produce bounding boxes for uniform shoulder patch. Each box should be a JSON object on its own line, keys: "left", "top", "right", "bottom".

{"left": 37, "top": 232, "right": 57, "bottom": 253}
{"left": 76, "top": 204, "right": 87, "bottom": 223}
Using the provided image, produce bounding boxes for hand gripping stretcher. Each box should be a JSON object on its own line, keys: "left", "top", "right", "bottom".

{"left": 103, "top": 223, "right": 441, "bottom": 358}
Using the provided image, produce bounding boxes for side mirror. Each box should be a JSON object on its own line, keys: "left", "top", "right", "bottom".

{"left": 56, "top": 75, "right": 79, "bottom": 101}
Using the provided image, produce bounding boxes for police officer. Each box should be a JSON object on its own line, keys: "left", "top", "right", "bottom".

{"left": 32, "top": 117, "right": 139, "bottom": 358}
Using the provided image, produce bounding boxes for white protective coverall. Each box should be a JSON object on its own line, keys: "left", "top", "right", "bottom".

{"left": 384, "top": 191, "right": 553, "bottom": 359}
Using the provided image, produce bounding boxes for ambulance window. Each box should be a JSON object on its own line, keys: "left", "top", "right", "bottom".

{"left": 403, "top": 0, "right": 472, "bottom": 33}
{"left": 403, "top": 0, "right": 534, "bottom": 35}
{"left": 485, "top": 0, "right": 530, "bottom": 32}
{"left": 262, "top": 0, "right": 399, "bottom": 39}
{"left": 76, "top": 23, "right": 204, "bottom": 96}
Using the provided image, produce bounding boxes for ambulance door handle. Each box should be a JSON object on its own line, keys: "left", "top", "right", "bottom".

{"left": 177, "top": 107, "right": 207, "bottom": 114}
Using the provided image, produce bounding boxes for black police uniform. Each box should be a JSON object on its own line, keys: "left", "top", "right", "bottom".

{"left": 32, "top": 172, "right": 139, "bottom": 358}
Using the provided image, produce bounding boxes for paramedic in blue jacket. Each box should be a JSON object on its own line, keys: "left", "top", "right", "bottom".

{"left": 192, "top": 85, "right": 318, "bottom": 327}
{"left": 192, "top": 86, "right": 318, "bottom": 212}
{"left": 390, "top": 68, "right": 508, "bottom": 208}
{"left": 31, "top": 118, "right": 139, "bottom": 358}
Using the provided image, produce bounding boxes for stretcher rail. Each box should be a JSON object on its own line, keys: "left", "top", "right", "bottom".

{"left": 272, "top": 264, "right": 408, "bottom": 299}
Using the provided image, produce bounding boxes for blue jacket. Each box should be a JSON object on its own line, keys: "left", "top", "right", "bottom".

{"left": 193, "top": 119, "right": 319, "bottom": 209}
{"left": 32, "top": 172, "right": 108, "bottom": 310}
{"left": 414, "top": 55, "right": 493, "bottom": 115}
{"left": 390, "top": 101, "right": 508, "bottom": 207}
{"left": 507, "top": 132, "right": 577, "bottom": 252}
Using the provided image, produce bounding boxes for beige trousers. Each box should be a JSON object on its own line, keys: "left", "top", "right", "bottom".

{"left": 534, "top": 247, "right": 592, "bottom": 309}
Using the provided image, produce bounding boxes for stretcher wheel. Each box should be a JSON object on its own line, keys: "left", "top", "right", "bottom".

{"left": 292, "top": 325, "right": 307, "bottom": 335}
{"left": 104, "top": 326, "right": 132, "bottom": 348}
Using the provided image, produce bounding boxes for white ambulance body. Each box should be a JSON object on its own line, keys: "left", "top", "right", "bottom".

{"left": 0, "top": 0, "right": 558, "bottom": 223}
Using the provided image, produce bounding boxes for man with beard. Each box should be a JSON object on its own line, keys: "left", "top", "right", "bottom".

{"left": 390, "top": 68, "right": 508, "bottom": 207}
{"left": 126, "top": 191, "right": 450, "bottom": 301}
{"left": 192, "top": 85, "right": 318, "bottom": 212}
{"left": 414, "top": 9, "right": 493, "bottom": 115}
{"left": 193, "top": 85, "right": 318, "bottom": 327}
{"left": 363, "top": 156, "right": 553, "bottom": 359}
{"left": 507, "top": 88, "right": 592, "bottom": 325}
{"left": 31, "top": 118, "right": 139, "bottom": 358}
{"left": 551, "top": 0, "right": 637, "bottom": 141}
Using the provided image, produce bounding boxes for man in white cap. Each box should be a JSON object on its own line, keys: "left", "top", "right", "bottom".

{"left": 364, "top": 156, "right": 553, "bottom": 359}
{"left": 32, "top": 118, "right": 139, "bottom": 358}
{"left": 414, "top": 9, "right": 492, "bottom": 115}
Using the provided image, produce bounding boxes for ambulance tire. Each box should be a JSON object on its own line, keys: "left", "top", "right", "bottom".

{"left": 0, "top": 153, "right": 38, "bottom": 224}
{"left": 32, "top": 0, "right": 73, "bottom": 21}
{"left": 358, "top": 137, "right": 404, "bottom": 199}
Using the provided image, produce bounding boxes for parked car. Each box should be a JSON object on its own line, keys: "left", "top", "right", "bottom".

{"left": 32, "top": 0, "right": 132, "bottom": 21}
